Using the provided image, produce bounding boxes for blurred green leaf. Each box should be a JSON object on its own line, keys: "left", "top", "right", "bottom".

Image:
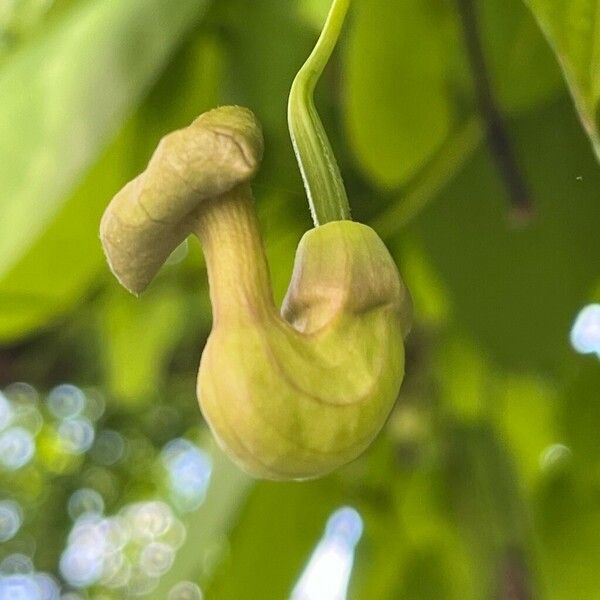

{"left": 151, "top": 438, "right": 253, "bottom": 599}
{"left": 523, "top": 0, "right": 600, "bottom": 159}
{"left": 531, "top": 353, "right": 600, "bottom": 577}
{"left": 0, "top": 0, "right": 65, "bottom": 58}
{"left": 371, "top": 116, "right": 484, "bottom": 239}
{"left": 535, "top": 469, "right": 600, "bottom": 599}
{"left": 101, "top": 286, "right": 187, "bottom": 405}
{"left": 496, "top": 373, "right": 557, "bottom": 486}
{"left": 297, "top": 0, "right": 331, "bottom": 30}
{"left": 0, "top": 0, "right": 207, "bottom": 295}
{"left": 399, "top": 550, "right": 458, "bottom": 600}
{"left": 0, "top": 129, "right": 127, "bottom": 342}
{"left": 206, "top": 479, "right": 339, "bottom": 599}
{"left": 560, "top": 360, "right": 600, "bottom": 474}
{"left": 406, "top": 97, "right": 600, "bottom": 370}
{"left": 220, "top": 0, "right": 311, "bottom": 141}
{"left": 206, "top": 439, "right": 407, "bottom": 600}
{"left": 478, "top": 0, "right": 563, "bottom": 113}
{"left": 0, "top": 27, "right": 223, "bottom": 344}
{"left": 343, "top": 0, "right": 452, "bottom": 189}
{"left": 395, "top": 470, "right": 475, "bottom": 600}
{"left": 395, "top": 235, "right": 452, "bottom": 327}
{"left": 443, "top": 337, "right": 494, "bottom": 421}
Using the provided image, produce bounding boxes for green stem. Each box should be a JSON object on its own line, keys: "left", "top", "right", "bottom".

{"left": 288, "top": 0, "right": 351, "bottom": 226}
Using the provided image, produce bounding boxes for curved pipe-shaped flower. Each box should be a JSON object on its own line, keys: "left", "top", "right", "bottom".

{"left": 101, "top": 106, "right": 411, "bottom": 480}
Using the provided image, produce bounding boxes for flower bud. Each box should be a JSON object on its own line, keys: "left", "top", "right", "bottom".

{"left": 199, "top": 219, "right": 410, "bottom": 479}
{"left": 100, "top": 106, "right": 411, "bottom": 480}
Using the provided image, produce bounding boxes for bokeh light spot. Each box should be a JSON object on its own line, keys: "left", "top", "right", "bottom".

{"left": 58, "top": 418, "right": 95, "bottom": 455}
{"left": 139, "top": 542, "right": 175, "bottom": 577}
{"left": 161, "top": 518, "right": 187, "bottom": 550}
{"left": 4, "top": 383, "right": 39, "bottom": 406}
{"left": 68, "top": 488, "right": 104, "bottom": 521}
{"left": 33, "top": 573, "right": 60, "bottom": 600}
{"left": 0, "top": 392, "right": 13, "bottom": 431}
{"left": 125, "top": 501, "right": 173, "bottom": 542}
{"left": 540, "top": 443, "right": 572, "bottom": 471}
{"left": 102, "top": 553, "right": 131, "bottom": 589}
{"left": 0, "top": 500, "right": 23, "bottom": 542}
{"left": 0, "top": 427, "right": 35, "bottom": 470}
{"left": 291, "top": 507, "right": 363, "bottom": 600}
{"left": 0, "top": 574, "right": 40, "bottom": 600}
{"left": 47, "top": 385, "right": 85, "bottom": 420}
{"left": 0, "top": 554, "right": 33, "bottom": 575}
{"left": 90, "top": 429, "right": 125, "bottom": 466}
{"left": 83, "top": 388, "right": 106, "bottom": 422}
{"left": 161, "top": 439, "right": 212, "bottom": 511}
{"left": 59, "top": 543, "right": 103, "bottom": 588}
{"left": 126, "top": 567, "right": 158, "bottom": 597}
{"left": 168, "top": 581, "right": 204, "bottom": 600}
{"left": 325, "top": 507, "right": 364, "bottom": 547}
{"left": 570, "top": 304, "right": 600, "bottom": 356}
{"left": 14, "top": 405, "right": 43, "bottom": 437}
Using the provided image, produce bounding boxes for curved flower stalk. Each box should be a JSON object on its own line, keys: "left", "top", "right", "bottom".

{"left": 100, "top": 0, "right": 411, "bottom": 480}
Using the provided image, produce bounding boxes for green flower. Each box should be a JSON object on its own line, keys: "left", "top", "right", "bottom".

{"left": 101, "top": 106, "right": 411, "bottom": 479}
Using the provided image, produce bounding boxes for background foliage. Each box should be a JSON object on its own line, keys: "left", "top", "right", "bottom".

{"left": 0, "top": 0, "right": 599, "bottom": 598}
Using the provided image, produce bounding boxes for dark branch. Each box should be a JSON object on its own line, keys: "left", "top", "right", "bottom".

{"left": 496, "top": 548, "right": 534, "bottom": 600}
{"left": 456, "top": 0, "right": 533, "bottom": 222}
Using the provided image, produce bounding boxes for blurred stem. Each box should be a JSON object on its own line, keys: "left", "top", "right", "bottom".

{"left": 444, "top": 421, "right": 536, "bottom": 600}
{"left": 372, "top": 115, "right": 484, "bottom": 238}
{"left": 456, "top": 0, "right": 533, "bottom": 221}
{"left": 288, "top": 0, "right": 351, "bottom": 226}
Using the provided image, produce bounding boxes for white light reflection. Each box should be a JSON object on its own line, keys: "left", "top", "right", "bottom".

{"left": 291, "top": 507, "right": 363, "bottom": 600}
{"left": 0, "top": 571, "right": 60, "bottom": 600}
{"left": 60, "top": 513, "right": 127, "bottom": 588}
{"left": 540, "top": 443, "right": 572, "bottom": 471}
{"left": 33, "top": 573, "right": 60, "bottom": 599}
{"left": 58, "top": 418, "right": 95, "bottom": 454}
{"left": 68, "top": 489, "right": 104, "bottom": 521}
{"left": 168, "top": 581, "right": 203, "bottom": 600}
{"left": 126, "top": 567, "right": 158, "bottom": 597}
{"left": 60, "top": 499, "right": 185, "bottom": 591}
{"left": 161, "top": 439, "right": 212, "bottom": 511}
{"left": 139, "top": 542, "right": 175, "bottom": 577}
{"left": 0, "top": 559, "right": 59, "bottom": 599}
{"left": 4, "top": 383, "right": 39, "bottom": 405}
{"left": 0, "top": 427, "right": 35, "bottom": 470}
{"left": 101, "top": 554, "right": 131, "bottom": 589}
{"left": 126, "top": 501, "right": 173, "bottom": 542}
{"left": 47, "top": 385, "right": 85, "bottom": 420}
{"left": 0, "top": 393, "right": 12, "bottom": 431}
{"left": 59, "top": 539, "right": 105, "bottom": 588}
{"left": 91, "top": 429, "right": 125, "bottom": 465}
{"left": 83, "top": 388, "right": 106, "bottom": 422}
{"left": 0, "top": 574, "right": 41, "bottom": 599}
{"left": 0, "top": 554, "right": 33, "bottom": 575}
{"left": 0, "top": 500, "right": 22, "bottom": 542}
{"left": 160, "top": 518, "right": 187, "bottom": 550}
{"left": 14, "top": 405, "right": 43, "bottom": 437}
{"left": 570, "top": 304, "right": 600, "bottom": 356}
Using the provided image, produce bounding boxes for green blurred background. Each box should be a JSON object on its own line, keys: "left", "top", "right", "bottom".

{"left": 0, "top": 0, "right": 599, "bottom": 598}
